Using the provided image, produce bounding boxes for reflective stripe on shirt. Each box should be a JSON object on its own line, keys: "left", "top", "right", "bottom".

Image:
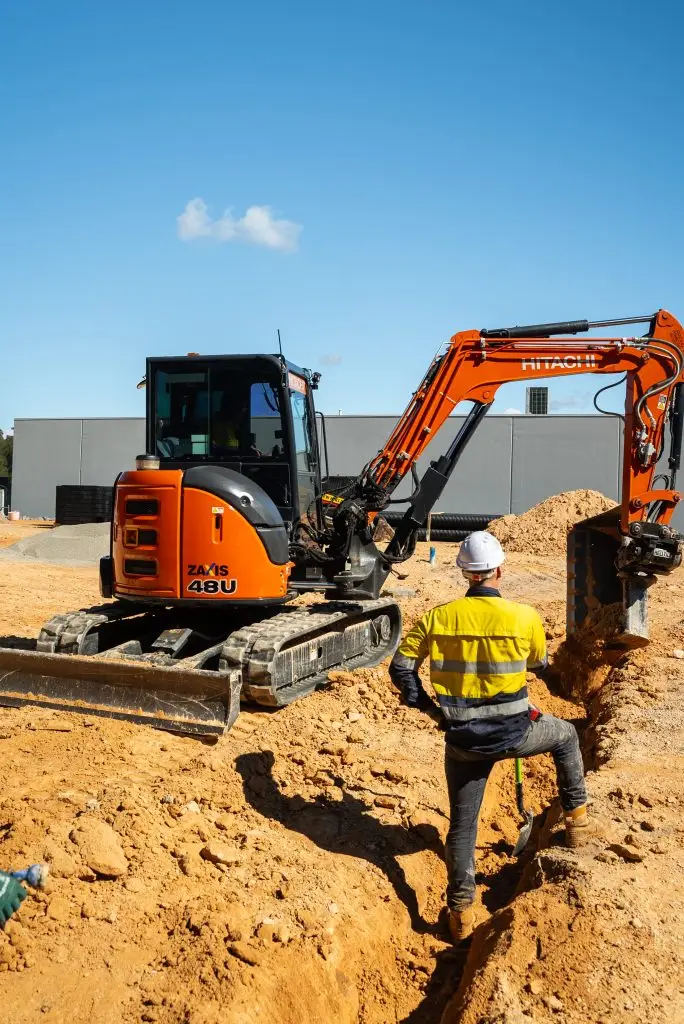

{"left": 431, "top": 658, "right": 527, "bottom": 675}
{"left": 435, "top": 686, "right": 529, "bottom": 721}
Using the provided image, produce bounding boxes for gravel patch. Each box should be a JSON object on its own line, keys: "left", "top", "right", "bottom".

{"left": 0, "top": 522, "right": 110, "bottom": 566}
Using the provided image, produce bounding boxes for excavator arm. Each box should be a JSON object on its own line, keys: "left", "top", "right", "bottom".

{"left": 328, "top": 310, "right": 684, "bottom": 644}
{"left": 364, "top": 309, "right": 684, "bottom": 528}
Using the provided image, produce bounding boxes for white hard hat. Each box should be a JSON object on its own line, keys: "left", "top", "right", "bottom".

{"left": 456, "top": 531, "right": 505, "bottom": 572}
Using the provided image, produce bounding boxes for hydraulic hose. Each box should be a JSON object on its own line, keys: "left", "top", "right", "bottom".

{"left": 593, "top": 374, "right": 626, "bottom": 422}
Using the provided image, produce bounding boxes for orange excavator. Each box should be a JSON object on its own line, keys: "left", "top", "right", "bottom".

{"left": 0, "top": 309, "right": 682, "bottom": 735}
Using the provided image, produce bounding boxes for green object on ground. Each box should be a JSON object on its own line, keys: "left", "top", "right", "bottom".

{"left": 0, "top": 871, "right": 27, "bottom": 926}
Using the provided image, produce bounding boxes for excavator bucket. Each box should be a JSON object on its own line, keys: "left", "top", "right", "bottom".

{"left": 0, "top": 646, "right": 242, "bottom": 736}
{"left": 567, "top": 507, "right": 651, "bottom": 648}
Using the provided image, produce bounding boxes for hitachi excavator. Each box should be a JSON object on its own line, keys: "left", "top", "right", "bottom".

{"left": 0, "top": 309, "right": 682, "bottom": 735}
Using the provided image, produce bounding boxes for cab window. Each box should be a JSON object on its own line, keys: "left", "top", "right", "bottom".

{"left": 153, "top": 364, "right": 284, "bottom": 460}
{"left": 290, "top": 389, "right": 313, "bottom": 471}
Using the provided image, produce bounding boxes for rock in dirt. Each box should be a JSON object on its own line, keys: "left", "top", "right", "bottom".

{"left": 544, "top": 994, "right": 564, "bottom": 1012}
{"left": 256, "top": 918, "right": 290, "bottom": 944}
{"left": 374, "top": 795, "right": 400, "bottom": 809}
{"left": 200, "top": 841, "right": 243, "bottom": 866}
{"left": 295, "top": 909, "right": 319, "bottom": 933}
{"left": 47, "top": 897, "right": 72, "bottom": 922}
{"left": 320, "top": 742, "right": 347, "bottom": 757}
{"left": 608, "top": 842, "right": 644, "bottom": 863}
{"left": 227, "top": 941, "right": 263, "bottom": 966}
{"left": 70, "top": 819, "right": 128, "bottom": 878}
{"left": 346, "top": 728, "right": 365, "bottom": 744}
{"left": 42, "top": 839, "right": 78, "bottom": 879}
{"left": 488, "top": 490, "right": 616, "bottom": 556}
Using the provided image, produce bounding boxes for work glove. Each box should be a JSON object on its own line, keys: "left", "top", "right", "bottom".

{"left": 0, "top": 872, "right": 27, "bottom": 926}
{"left": 404, "top": 687, "right": 443, "bottom": 725}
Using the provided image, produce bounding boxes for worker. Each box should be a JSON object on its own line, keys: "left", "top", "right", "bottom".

{"left": 212, "top": 390, "right": 244, "bottom": 453}
{"left": 0, "top": 872, "right": 26, "bottom": 926}
{"left": 389, "top": 531, "right": 593, "bottom": 944}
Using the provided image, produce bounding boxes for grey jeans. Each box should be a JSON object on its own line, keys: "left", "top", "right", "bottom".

{"left": 444, "top": 714, "right": 587, "bottom": 910}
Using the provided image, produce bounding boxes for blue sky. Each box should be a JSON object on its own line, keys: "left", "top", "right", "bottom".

{"left": 1, "top": 0, "right": 683, "bottom": 432}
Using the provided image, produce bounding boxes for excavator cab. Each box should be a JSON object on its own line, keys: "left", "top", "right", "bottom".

{"left": 98, "top": 354, "right": 324, "bottom": 608}
{"left": 149, "top": 354, "right": 320, "bottom": 527}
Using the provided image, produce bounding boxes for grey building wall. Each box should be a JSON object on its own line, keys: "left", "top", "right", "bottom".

{"left": 320, "top": 415, "right": 513, "bottom": 514}
{"left": 12, "top": 418, "right": 145, "bottom": 518}
{"left": 11, "top": 413, "right": 682, "bottom": 530}
{"left": 509, "top": 416, "right": 621, "bottom": 512}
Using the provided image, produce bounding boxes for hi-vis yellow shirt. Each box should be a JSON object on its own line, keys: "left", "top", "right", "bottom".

{"left": 393, "top": 593, "right": 547, "bottom": 749}
{"left": 212, "top": 419, "right": 240, "bottom": 449}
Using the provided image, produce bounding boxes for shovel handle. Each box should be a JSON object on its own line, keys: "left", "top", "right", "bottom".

{"left": 514, "top": 758, "right": 525, "bottom": 816}
{"left": 514, "top": 757, "right": 523, "bottom": 785}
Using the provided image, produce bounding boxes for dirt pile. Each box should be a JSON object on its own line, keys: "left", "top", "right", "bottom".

{"left": 488, "top": 489, "right": 616, "bottom": 556}
{"left": 0, "top": 522, "right": 110, "bottom": 566}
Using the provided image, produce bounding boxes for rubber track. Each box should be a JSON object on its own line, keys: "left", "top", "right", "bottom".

{"left": 36, "top": 599, "right": 401, "bottom": 711}
{"left": 37, "top": 605, "right": 133, "bottom": 656}
{"left": 220, "top": 598, "right": 401, "bottom": 707}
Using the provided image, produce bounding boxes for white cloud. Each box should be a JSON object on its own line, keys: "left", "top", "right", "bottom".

{"left": 320, "top": 353, "right": 342, "bottom": 366}
{"left": 503, "top": 407, "right": 522, "bottom": 415}
{"left": 177, "top": 199, "right": 301, "bottom": 252}
{"left": 177, "top": 198, "right": 215, "bottom": 240}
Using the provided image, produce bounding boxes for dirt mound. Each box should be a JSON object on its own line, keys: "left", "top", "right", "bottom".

{"left": 488, "top": 489, "right": 616, "bottom": 556}
{"left": 0, "top": 522, "right": 110, "bottom": 566}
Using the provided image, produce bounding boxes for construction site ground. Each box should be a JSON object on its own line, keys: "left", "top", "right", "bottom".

{"left": 0, "top": 518, "right": 682, "bottom": 1023}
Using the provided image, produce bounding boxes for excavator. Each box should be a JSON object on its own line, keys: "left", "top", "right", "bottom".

{"left": 0, "top": 309, "right": 682, "bottom": 735}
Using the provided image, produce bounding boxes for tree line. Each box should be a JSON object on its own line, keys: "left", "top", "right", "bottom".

{"left": 0, "top": 430, "right": 13, "bottom": 479}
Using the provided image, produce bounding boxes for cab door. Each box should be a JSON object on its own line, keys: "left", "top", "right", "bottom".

{"left": 288, "top": 372, "right": 318, "bottom": 520}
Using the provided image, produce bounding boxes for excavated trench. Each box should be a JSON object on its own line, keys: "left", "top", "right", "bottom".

{"left": 390, "top": 654, "right": 587, "bottom": 1023}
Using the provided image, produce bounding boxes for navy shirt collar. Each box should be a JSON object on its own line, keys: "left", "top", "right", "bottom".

{"left": 465, "top": 583, "right": 502, "bottom": 598}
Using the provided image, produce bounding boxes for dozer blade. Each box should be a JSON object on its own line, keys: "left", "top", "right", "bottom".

{"left": 0, "top": 647, "right": 241, "bottom": 736}
{"left": 568, "top": 507, "right": 652, "bottom": 649}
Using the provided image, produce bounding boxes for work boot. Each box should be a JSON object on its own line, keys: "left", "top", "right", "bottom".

{"left": 564, "top": 805, "right": 595, "bottom": 848}
{"left": 447, "top": 907, "right": 475, "bottom": 943}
